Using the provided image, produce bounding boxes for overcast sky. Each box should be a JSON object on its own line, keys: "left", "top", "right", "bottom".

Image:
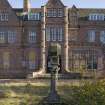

{"left": 8, "top": 0, "right": 105, "bottom": 8}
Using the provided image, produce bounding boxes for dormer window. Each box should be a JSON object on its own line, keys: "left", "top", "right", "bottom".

{"left": 0, "top": 11, "right": 8, "bottom": 22}
{"left": 28, "top": 13, "right": 40, "bottom": 20}
{"left": 89, "top": 13, "right": 105, "bottom": 21}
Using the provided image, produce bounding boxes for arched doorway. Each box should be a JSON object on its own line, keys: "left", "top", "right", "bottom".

{"left": 47, "top": 43, "right": 62, "bottom": 73}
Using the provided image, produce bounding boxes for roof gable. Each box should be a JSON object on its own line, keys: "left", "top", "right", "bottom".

{"left": 46, "top": 0, "right": 64, "bottom": 8}
{"left": 0, "top": 0, "right": 20, "bottom": 25}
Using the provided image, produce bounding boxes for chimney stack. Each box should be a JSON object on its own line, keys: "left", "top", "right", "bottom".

{"left": 23, "top": 0, "right": 30, "bottom": 13}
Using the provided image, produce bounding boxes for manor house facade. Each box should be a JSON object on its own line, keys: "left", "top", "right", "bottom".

{"left": 0, "top": 0, "right": 105, "bottom": 78}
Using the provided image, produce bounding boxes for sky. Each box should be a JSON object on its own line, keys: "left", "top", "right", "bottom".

{"left": 8, "top": 0, "right": 105, "bottom": 8}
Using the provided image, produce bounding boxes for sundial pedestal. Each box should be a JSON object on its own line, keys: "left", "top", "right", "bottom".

{"left": 44, "top": 71, "right": 60, "bottom": 104}
{"left": 39, "top": 69, "right": 64, "bottom": 105}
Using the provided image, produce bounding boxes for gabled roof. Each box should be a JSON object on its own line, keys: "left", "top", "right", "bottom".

{"left": 72, "top": 5, "right": 78, "bottom": 10}
{"left": 0, "top": 0, "right": 12, "bottom": 9}
{"left": 0, "top": 0, "right": 20, "bottom": 25}
{"left": 46, "top": 0, "right": 64, "bottom": 7}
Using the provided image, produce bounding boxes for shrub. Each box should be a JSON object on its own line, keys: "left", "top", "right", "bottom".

{"left": 68, "top": 80, "right": 105, "bottom": 105}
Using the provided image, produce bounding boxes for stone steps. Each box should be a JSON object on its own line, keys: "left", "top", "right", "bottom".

{"left": 27, "top": 71, "right": 104, "bottom": 79}
{"left": 27, "top": 72, "right": 84, "bottom": 79}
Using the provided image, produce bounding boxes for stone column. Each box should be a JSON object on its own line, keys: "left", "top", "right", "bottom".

{"left": 40, "top": 6, "right": 46, "bottom": 72}
{"left": 63, "top": 6, "right": 69, "bottom": 72}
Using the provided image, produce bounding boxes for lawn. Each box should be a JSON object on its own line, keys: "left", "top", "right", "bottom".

{"left": 0, "top": 80, "right": 72, "bottom": 105}
{"left": 0, "top": 79, "right": 105, "bottom": 105}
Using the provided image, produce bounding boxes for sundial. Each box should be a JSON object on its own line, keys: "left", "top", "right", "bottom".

{"left": 38, "top": 43, "right": 68, "bottom": 105}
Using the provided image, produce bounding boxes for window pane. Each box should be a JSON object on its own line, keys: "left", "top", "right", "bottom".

{"left": 0, "top": 32, "right": 5, "bottom": 43}
{"left": 28, "top": 31, "right": 36, "bottom": 43}
{"left": 58, "top": 9, "right": 63, "bottom": 17}
{"left": 0, "top": 11, "right": 8, "bottom": 22}
{"left": 88, "top": 30, "right": 95, "bottom": 42}
{"left": 28, "top": 13, "right": 40, "bottom": 20}
{"left": 100, "top": 31, "right": 105, "bottom": 44}
{"left": 47, "top": 9, "right": 57, "bottom": 17}
{"left": 46, "top": 27, "right": 63, "bottom": 41}
{"left": 89, "top": 14, "right": 104, "bottom": 21}
{"left": 46, "top": 27, "right": 50, "bottom": 41}
{"left": 8, "top": 31, "right": 16, "bottom": 43}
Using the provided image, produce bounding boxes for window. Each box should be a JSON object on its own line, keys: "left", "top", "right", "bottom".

{"left": 47, "top": 9, "right": 63, "bottom": 17}
{"left": 100, "top": 31, "right": 105, "bottom": 44}
{"left": 57, "top": 27, "right": 63, "bottom": 41}
{"left": 46, "top": 27, "right": 50, "bottom": 41}
{"left": 8, "top": 31, "right": 16, "bottom": 43}
{"left": 69, "top": 49, "right": 98, "bottom": 71}
{"left": 87, "top": 56, "right": 97, "bottom": 70}
{"left": 28, "top": 31, "right": 36, "bottom": 43}
{"left": 58, "top": 9, "right": 63, "bottom": 17}
{"left": 88, "top": 30, "right": 95, "bottom": 42}
{"left": 28, "top": 13, "right": 40, "bottom": 20}
{"left": 29, "top": 51, "right": 36, "bottom": 69}
{"left": 3, "top": 52, "right": 10, "bottom": 69}
{"left": 46, "top": 27, "right": 63, "bottom": 41}
{"left": 0, "top": 32, "right": 5, "bottom": 43}
{"left": 0, "top": 12, "right": 8, "bottom": 21}
{"left": 47, "top": 9, "right": 57, "bottom": 17}
{"left": 89, "top": 14, "right": 105, "bottom": 21}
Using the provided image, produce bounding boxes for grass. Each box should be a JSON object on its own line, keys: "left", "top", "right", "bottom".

{"left": 0, "top": 85, "right": 48, "bottom": 105}
{"left": 0, "top": 79, "right": 103, "bottom": 105}
{"left": 0, "top": 80, "right": 72, "bottom": 105}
